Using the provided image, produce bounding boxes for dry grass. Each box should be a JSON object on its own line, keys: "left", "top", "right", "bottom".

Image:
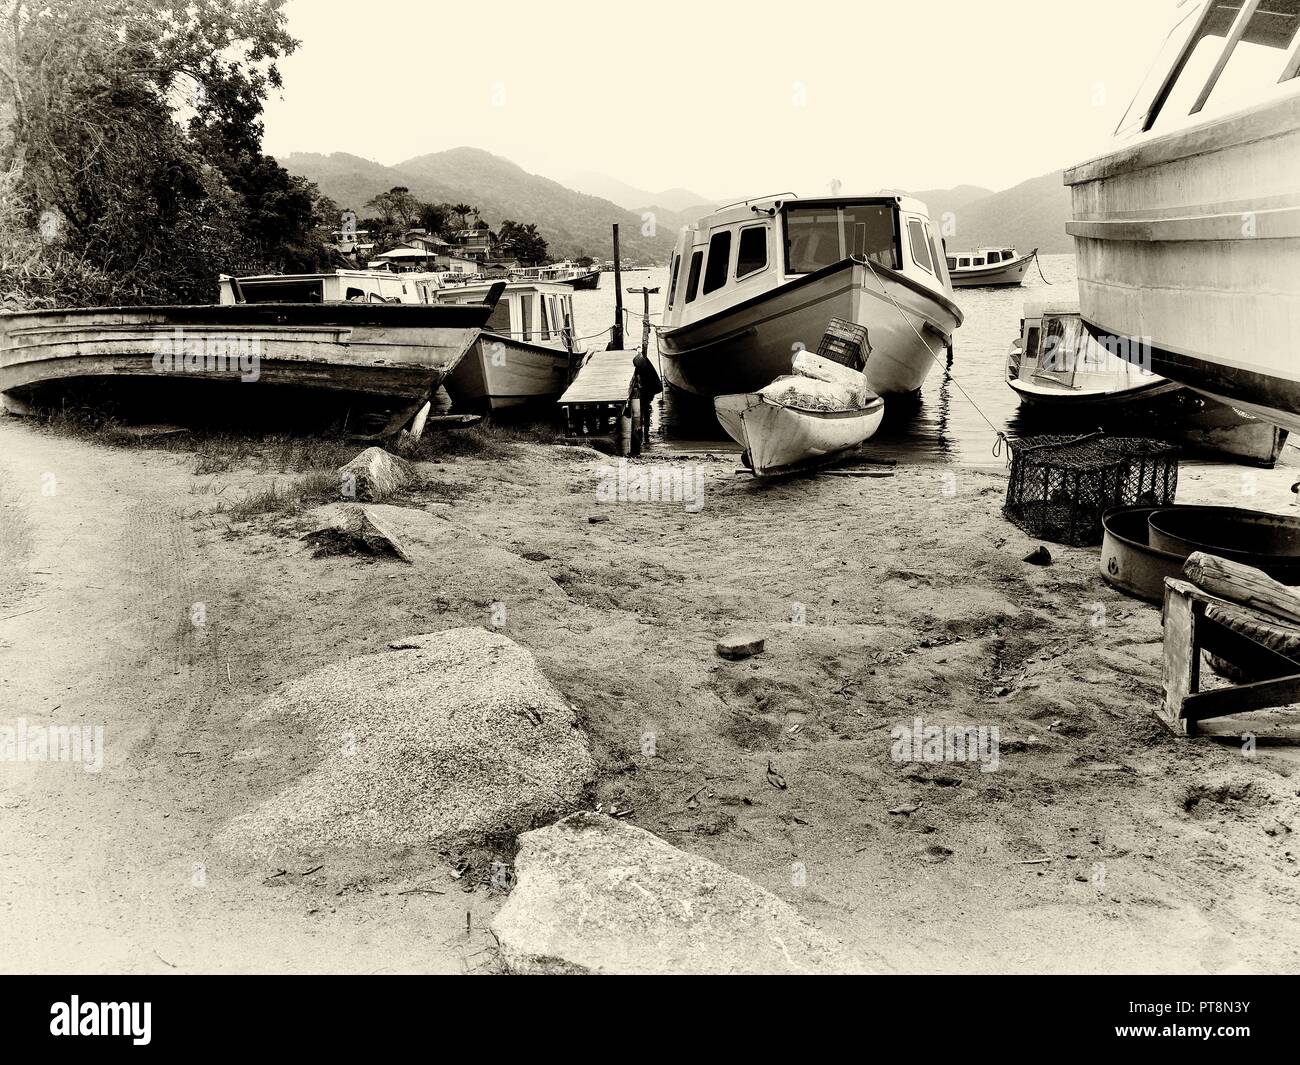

{"left": 223, "top": 470, "right": 346, "bottom": 522}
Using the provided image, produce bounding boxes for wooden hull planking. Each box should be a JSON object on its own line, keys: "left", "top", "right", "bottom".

{"left": 714, "top": 392, "right": 886, "bottom": 476}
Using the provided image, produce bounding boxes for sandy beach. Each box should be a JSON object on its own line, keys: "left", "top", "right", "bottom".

{"left": 2, "top": 415, "right": 1298, "bottom": 974}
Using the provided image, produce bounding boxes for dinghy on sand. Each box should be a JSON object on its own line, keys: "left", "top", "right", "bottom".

{"left": 715, "top": 351, "right": 885, "bottom": 477}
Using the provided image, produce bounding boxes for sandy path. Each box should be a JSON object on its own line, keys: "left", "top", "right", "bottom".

{"left": 0, "top": 421, "right": 499, "bottom": 973}
{"left": 2, "top": 416, "right": 1298, "bottom": 973}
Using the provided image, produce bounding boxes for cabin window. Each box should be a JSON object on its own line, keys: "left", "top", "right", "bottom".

{"left": 958, "top": 257, "right": 971, "bottom": 268}
{"left": 907, "top": 219, "right": 933, "bottom": 273}
{"left": 702, "top": 230, "right": 732, "bottom": 294}
{"left": 1197, "top": 0, "right": 1300, "bottom": 115}
{"left": 988, "top": 251, "right": 1003, "bottom": 263}
{"left": 486, "top": 298, "right": 512, "bottom": 333}
{"left": 1144, "top": 0, "right": 1250, "bottom": 131}
{"left": 684, "top": 249, "right": 704, "bottom": 303}
{"left": 735, "top": 225, "right": 768, "bottom": 278}
{"left": 928, "top": 228, "right": 947, "bottom": 280}
{"left": 667, "top": 253, "right": 681, "bottom": 308}
{"left": 972, "top": 257, "right": 985, "bottom": 267}
{"left": 946, "top": 256, "right": 958, "bottom": 271}
{"left": 345, "top": 287, "right": 365, "bottom": 301}
{"left": 1117, "top": 1, "right": 1205, "bottom": 134}
{"left": 783, "top": 203, "right": 899, "bottom": 274}
{"left": 519, "top": 293, "right": 533, "bottom": 340}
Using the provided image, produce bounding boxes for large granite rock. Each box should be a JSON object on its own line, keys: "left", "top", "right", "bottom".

{"left": 492, "top": 813, "right": 865, "bottom": 974}
{"left": 218, "top": 629, "right": 595, "bottom": 854}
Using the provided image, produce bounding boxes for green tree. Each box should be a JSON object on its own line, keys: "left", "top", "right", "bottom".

{"left": 496, "top": 220, "right": 547, "bottom": 265}
{"left": 0, "top": 0, "right": 329, "bottom": 306}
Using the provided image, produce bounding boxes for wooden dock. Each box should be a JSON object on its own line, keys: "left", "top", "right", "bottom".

{"left": 558, "top": 349, "right": 649, "bottom": 456}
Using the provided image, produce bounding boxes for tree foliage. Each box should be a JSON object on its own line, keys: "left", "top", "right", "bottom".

{"left": 496, "top": 220, "right": 547, "bottom": 265}
{"left": 0, "top": 0, "right": 331, "bottom": 308}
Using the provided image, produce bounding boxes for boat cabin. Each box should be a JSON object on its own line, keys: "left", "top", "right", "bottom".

{"left": 947, "top": 247, "right": 1019, "bottom": 271}
{"left": 431, "top": 281, "right": 580, "bottom": 352}
{"left": 218, "top": 270, "right": 448, "bottom": 306}
{"left": 660, "top": 194, "right": 953, "bottom": 331}
{"left": 1009, "top": 300, "right": 1155, "bottom": 391}
{"left": 1114, "top": 0, "right": 1300, "bottom": 139}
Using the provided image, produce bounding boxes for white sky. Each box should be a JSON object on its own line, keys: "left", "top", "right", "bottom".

{"left": 261, "top": 0, "right": 1182, "bottom": 197}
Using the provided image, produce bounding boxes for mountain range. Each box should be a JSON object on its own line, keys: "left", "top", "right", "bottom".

{"left": 279, "top": 147, "right": 1076, "bottom": 263}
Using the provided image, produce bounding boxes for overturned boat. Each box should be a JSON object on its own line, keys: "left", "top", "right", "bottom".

{"left": 715, "top": 350, "right": 885, "bottom": 476}
{"left": 1007, "top": 299, "right": 1288, "bottom": 466}
{"left": 657, "top": 194, "right": 963, "bottom": 406}
{"left": 0, "top": 274, "right": 501, "bottom": 437}
{"left": 1065, "top": 0, "right": 1300, "bottom": 432}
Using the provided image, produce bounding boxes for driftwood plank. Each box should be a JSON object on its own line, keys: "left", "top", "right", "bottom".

{"left": 1183, "top": 551, "right": 1300, "bottom": 626}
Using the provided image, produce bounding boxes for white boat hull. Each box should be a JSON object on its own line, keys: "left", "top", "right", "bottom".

{"left": 713, "top": 392, "right": 885, "bottom": 476}
{"left": 444, "top": 332, "right": 571, "bottom": 411}
{"left": 660, "top": 259, "right": 962, "bottom": 401}
{"left": 1065, "top": 92, "right": 1300, "bottom": 433}
{"left": 949, "top": 252, "right": 1035, "bottom": 288}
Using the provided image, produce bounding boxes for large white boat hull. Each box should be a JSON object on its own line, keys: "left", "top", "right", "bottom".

{"left": 659, "top": 259, "right": 962, "bottom": 401}
{"left": 1065, "top": 92, "right": 1300, "bottom": 433}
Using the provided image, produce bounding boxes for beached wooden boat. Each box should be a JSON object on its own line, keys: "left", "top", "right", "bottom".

{"left": 1007, "top": 298, "right": 1289, "bottom": 465}
{"left": 658, "top": 194, "right": 963, "bottom": 405}
{"left": 0, "top": 295, "right": 497, "bottom": 437}
{"left": 945, "top": 247, "right": 1036, "bottom": 288}
{"left": 714, "top": 351, "right": 885, "bottom": 476}
{"left": 434, "top": 280, "right": 580, "bottom": 411}
{"left": 1065, "top": 0, "right": 1300, "bottom": 432}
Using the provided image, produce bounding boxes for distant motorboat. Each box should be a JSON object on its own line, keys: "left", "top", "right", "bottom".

{"left": 509, "top": 260, "right": 601, "bottom": 289}
{"left": 1007, "top": 298, "right": 1288, "bottom": 466}
{"left": 945, "top": 246, "right": 1036, "bottom": 288}
{"left": 715, "top": 351, "right": 885, "bottom": 476}
{"left": 1065, "top": 0, "right": 1300, "bottom": 433}
{"left": 658, "top": 193, "right": 963, "bottom": 405}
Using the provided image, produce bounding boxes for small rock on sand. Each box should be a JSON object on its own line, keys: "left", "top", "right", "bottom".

{"left": 491, "top": 813, "right": 865, "bottom": 974}
{"left": 217, "top": 628, "right": 595, "bottom": 854}
{"left": 338, "top": 446, "right": 417, "bottom": 502}
{"left": 717, "top": 632, "right": 765, "bottom": 659}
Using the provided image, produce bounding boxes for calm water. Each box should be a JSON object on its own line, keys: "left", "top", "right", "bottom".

{"left": 568, "top": 256, "right": 1079, "bottom": 466}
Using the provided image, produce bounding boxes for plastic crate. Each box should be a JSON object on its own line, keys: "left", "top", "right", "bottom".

{"left": 816, "top": 318, "right": 871, "bottom": 370}
{"left": 1004, "top": 433, "right": 1179, "bottom": 547}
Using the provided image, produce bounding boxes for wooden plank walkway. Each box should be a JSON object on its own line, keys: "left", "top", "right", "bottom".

{"left": 559, "top": 349, "right": 641, "bottom": 406}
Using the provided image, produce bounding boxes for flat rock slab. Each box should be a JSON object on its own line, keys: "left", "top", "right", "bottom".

{"left": 218, "top": 629, "right": 595, "bottom": 854}
{"left": 717, "top": 632, "right": 765, "bottom": 659}
{"left": 302, "top": 502, "right": 413, "bottom": 562}
{"left": 338, "top": 446, "right": 417, "bottom": 502}
{"left": 492, "top": 813, "right": 865, "bottom": 974}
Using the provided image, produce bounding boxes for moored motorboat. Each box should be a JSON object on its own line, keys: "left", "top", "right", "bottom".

{"left": 1065, "top": 0, "right": 1300, "bottom": 432}
{"left": 945, "top": 246, "right": 1036, "bottom": 288}
{"left": 1007, "top": 298, "right": 1289, "bottom": 465}
{"left": 509, "top": 260, "right": 601, "bottom": 289}
{"left": 434, "top": 281, "right": 581, "bottom": 411}
{"left": 658, "top": 194, "right": 963, "bottom": 406}
{"left": 0, "top": 279, "right": 500, "bottom": 437}
{"left": 714, "top": 351, "right": 885, "bottom": 476}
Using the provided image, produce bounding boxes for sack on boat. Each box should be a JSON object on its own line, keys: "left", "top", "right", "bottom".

{"left": 759, "top": 375, "right": 863, "bottom": 412}
{"left": 792, "top": 350, "right": 870, "bottom": 391}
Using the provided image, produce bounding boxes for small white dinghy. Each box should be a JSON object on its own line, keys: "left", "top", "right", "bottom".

{"left": 715, "top": 351, "right": 885, "bottom": 477}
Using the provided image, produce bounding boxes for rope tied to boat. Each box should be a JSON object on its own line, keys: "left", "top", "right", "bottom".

{"left": 1032, "top": 251, "right": 1053, "bottom": 285}
{"left": 855, "top": 254, "right": 1009, "bottom": 450}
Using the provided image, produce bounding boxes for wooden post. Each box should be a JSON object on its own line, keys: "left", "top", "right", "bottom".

{"left": 611, "top": 223, "right": 624, "bottom": 351}
{"left": 628, "top": 285, "right": 659, "bottom": 357}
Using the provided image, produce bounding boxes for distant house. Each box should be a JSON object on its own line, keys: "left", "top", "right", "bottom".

{"left": 368, "top": 244, "right": 480, "bottom": 275}
{"left": 455, "top": 225, "right": 494, "bottom": 261}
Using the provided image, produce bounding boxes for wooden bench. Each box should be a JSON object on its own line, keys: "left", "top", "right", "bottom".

{"left": 1160, "top": 552, "right": 1300, "bottom": 736}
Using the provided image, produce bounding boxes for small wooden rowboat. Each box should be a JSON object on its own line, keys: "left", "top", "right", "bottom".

{"left": 714, "top": 351, "right": 885, "bottom": 476}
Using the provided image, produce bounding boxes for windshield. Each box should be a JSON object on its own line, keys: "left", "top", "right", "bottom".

{"left": 783, "top": 203, "right": 899, "bottom": 274}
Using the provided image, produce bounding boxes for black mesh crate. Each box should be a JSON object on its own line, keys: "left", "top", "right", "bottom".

{"left": 1003, "top": 433, "right": 1179, "bottom": 547}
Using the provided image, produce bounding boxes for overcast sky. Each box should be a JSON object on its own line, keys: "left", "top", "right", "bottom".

{"left": 261, "top": 0, "right": 1181, "bottom": 198}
